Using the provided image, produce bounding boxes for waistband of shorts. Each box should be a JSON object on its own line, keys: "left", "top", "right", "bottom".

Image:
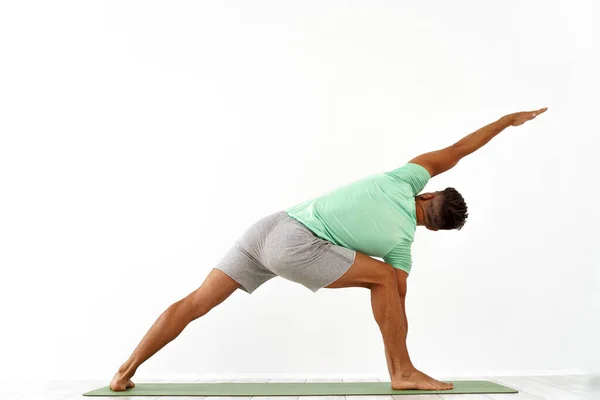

{"left": 278, "top": 210, "right": 317, "bottom": 235}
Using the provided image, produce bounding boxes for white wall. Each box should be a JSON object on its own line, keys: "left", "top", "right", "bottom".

{"left": 1, "top": 0, "right": 598, "bottom": 380}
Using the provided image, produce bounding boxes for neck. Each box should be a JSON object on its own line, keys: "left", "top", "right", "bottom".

{"left": 415, "top": 199, "right": 425, "bottom": 226}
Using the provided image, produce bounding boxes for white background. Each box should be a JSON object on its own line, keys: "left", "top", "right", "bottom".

{"left": 1, "top": 1, "right": 598, "bottom": 381}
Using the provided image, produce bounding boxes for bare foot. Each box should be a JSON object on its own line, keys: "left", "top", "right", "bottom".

{"left": 110, "top": 370, "right": 136, "bottom": 392}
{"left": 392, "top": 369, "right": 453, "bottom": 391}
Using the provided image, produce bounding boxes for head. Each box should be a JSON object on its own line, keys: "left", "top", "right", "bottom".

{"left": 415, "top": 187, "right": 468, "bottom": 231}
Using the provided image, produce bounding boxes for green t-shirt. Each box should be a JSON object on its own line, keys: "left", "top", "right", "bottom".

{"left": 286, "top": 163, "right": 430, "bottom": 274}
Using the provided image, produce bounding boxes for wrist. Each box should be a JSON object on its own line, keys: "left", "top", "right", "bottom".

{"left": 500, "top": 114, "right": 515, "bottom": 127}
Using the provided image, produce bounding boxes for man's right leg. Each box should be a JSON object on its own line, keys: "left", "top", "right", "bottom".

{"left": 325, "top": 252, "right": 452, "bottom": 391}
{"left": 110, "top": 268, "right": 240, "bottom": 391}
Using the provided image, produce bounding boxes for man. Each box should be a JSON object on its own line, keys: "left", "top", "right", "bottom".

{"left": 110, "top": 107, "right": 547, "bottom": 392}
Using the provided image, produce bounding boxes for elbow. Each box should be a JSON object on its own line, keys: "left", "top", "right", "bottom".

{"left": 450, "top": 143, "right": 470, "bottom": 160}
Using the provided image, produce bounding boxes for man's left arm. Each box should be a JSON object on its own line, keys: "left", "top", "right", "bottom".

{"left": 409, "top": 108, "right": 548, "bottom": 178}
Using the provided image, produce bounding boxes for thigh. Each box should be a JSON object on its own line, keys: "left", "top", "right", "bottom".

{"left": 264, "top": 216, "right": 356, "bottom": 292}
{"left": 325, "top": 252, "right": 395, "bottom": 289}
{"left": 185, "top": 268, "right": 241, "bottom": 315}
{"left": 215, "top": 243, "right": 276, "bottom": 294}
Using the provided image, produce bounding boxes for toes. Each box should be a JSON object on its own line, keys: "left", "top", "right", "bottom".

{"left": 427, "top": 378, "right": 442, "bottom": 389}
{"left": 430, "top": 379, "right": 450, "bottom": 390}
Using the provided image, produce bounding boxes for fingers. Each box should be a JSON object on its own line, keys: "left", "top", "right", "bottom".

{"left": 530, "top": 107, "right": 548, "bottom": 117}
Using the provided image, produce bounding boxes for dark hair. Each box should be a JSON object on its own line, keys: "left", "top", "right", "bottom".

{"left": 431, "top": 187, "right": 468, "bottom": 230}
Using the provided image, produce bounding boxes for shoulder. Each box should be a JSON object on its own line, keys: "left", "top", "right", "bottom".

{"left": 384, "top": 163, "right": 431, "bottom": 196}
{"left": 385, "top": 163, "right": 431, "bottom": 182}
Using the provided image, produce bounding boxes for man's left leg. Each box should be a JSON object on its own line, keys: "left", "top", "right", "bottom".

{"left": 110, "top": 268, "right": 240, "bottom": 391}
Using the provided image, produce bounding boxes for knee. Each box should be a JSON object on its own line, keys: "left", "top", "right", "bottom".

{"left": 191, "top": 299, "right": 213, "bottom": 320}
{"left": 373, "top": 262, "right": 397, "bottom": 288}
{"left": 177, "top": 296, "right": 212, "bottom": 321}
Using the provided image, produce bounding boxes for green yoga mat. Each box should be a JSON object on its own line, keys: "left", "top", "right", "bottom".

{"left": 83, "top": 381, "right": 518, "bottom": 396}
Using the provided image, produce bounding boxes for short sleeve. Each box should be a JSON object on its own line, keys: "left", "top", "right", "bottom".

{"left": 384, "top": 242, "right": 412, "bottom": 274}
{"left": 384, "top": 163, "right": 431, "bottom": 196}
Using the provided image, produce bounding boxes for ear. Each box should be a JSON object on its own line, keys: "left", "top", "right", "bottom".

{"left": 420, "top": 193, "right": 435, "bottom": 200}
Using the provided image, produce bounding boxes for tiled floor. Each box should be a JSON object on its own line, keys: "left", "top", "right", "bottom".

{"left": 0, "top": 375, "right": 592, "bottom": 400}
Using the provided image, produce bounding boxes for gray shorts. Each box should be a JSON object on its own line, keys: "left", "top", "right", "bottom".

{"left": 215, "top": 211, "right": 356, "bottom": 293}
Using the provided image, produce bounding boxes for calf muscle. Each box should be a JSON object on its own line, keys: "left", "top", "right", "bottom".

{"left": 371, "top": 279, "right": 413, "bottom": 378}
{"left": 326, "top": 252, "right": 414, "bottom": 377}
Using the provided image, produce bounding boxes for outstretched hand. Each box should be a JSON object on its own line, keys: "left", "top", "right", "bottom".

{"left": 505, "top": 107, "right": 548, "bottom": 126}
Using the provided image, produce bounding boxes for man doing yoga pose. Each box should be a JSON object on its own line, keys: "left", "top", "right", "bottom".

{"left": 110, "top": 107, "right": 547, "bottom": 391}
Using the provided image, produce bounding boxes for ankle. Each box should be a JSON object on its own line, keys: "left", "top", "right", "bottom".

{"left": 393, "top": 366, "right": 417, "bottom": 379}
{"left": 117, "top": 361, "right": 137, "bottom": 378}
